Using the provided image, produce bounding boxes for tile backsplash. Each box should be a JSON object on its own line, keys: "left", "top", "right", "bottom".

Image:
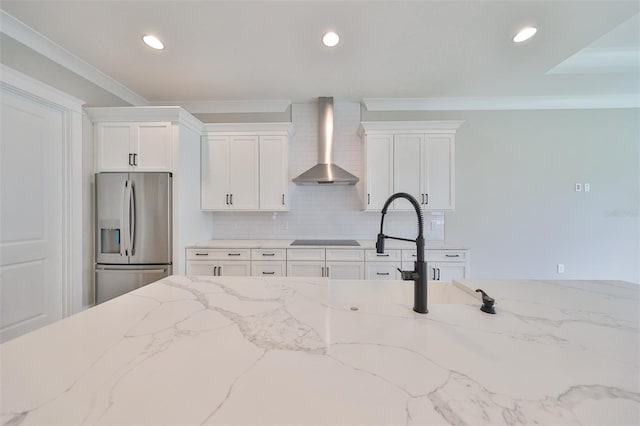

{"left": 211, "top": 102, "right": 445, "bottom": 241}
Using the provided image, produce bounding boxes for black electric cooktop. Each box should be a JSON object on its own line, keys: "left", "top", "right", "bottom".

{"left": 290, "top": 239, "right": 360, "bottom": 247}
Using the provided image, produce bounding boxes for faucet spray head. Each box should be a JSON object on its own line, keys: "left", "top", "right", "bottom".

{"left": 375, "top": 233, "right": 385, "bottom": 254}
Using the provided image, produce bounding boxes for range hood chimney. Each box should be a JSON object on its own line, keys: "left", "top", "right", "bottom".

{"left": 293, "top": 97, "right": 359, "bottom": 185}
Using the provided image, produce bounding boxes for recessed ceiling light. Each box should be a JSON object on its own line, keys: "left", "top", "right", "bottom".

{"left": 143, "top": 35, "right": 164, "bottom": 50}
{"left": 513, "top": 26, "right": 537, "bottom": 43}
{"left": 322, "top": 31, "right": 340, "bottom": 47}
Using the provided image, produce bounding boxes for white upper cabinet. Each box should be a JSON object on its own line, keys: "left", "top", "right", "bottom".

{"left": 359, "top": 121, "right": 462, "bottom": 211}
{"left": 201, "top": 123, "right": 292, "bottom": 212}
{"left": 363, "top": 134, "right": 394, "bottom": 211}
{"left": 201, "top": 135, "right": 259, "bottom": 210}
{"left": 259, "top": 135, "right": 289, "bottom": 211}
{"left": 95, "top": 122, "right": 172, "bottom": 172}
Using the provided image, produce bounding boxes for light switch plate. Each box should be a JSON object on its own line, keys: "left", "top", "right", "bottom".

{"left": 575, "top": 183, "right": 582, "bottom": 192}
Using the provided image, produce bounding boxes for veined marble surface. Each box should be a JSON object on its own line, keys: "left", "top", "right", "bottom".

{"left": 1, "top": 277, "right": 639, "bottom": 425}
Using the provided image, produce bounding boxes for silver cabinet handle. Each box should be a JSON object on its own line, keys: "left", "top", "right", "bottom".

{"left": 425, "top": 193, "right": 428, "bottom": 205}
{"left": 133, "top": 153, "right": 138, "bottom": 166}
{"left": 282, "top": 194, "right": 285, "bottom": 205}
{"left": 326, "top": 267, "right": 330, "bottom": 277}
{"left": 226, "top": 194, "right": 229, "bottom": 205}
{"left": 227, "top": 253, "right": 241, "bottom": 256}
{"left": 376, "top": 272, "right": 390, "bottom": 276}
{"left": 262, "top": 253, "right": 276, "bottom": 257}
{"left": 213, "top": 266, "right": 218, "bottom": 276}
{"left": 219, "top": 265, "right": 223, "bottom": 275}
{"left": 128, "top": 153, "right": 134, "bottom": 166}
{"left": 230, "top": 194, "right": 233, "bottom": 205}
{"left": 321, "top": 267, "right": 325, "bottom": 277}
{"left": 262, "top": 271, "right": 275, "bottom": 275}
{"left": 376, "top": 254, "right": 389, "bottom": 257}
{"left": 445, "top": 254, "right": 460, "bottom": 258}
{"left": 437, "top": 268, "right": 441, "bottom": 280}
{"left": 421, "top": 193, "right": 424, "bottom": 204}
{"left": 367, "top": 193, "right": 371, "bottom": 205}
{"left": 195, "top": 253, "right": 209, "bottom": 256}
{"left": 432, "top": 268, "right": 437, "bottom": 280}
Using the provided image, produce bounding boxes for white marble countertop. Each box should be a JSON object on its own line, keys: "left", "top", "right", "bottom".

{"left": 2, "top": 277, "right": 639, "bottom": 425}
{"left": 187, "top": 239, "right": 468, "bottom": 250}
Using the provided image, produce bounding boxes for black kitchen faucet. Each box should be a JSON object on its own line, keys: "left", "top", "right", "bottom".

{"left": 376, "top": 192, "right": 428, "bottom": 314}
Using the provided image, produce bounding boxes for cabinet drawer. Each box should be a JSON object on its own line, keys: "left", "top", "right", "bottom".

{"left": 251, "top": 249, "right": 286, "bottom": 261}
{"left": 287, "top": 249, "right": 325, "bottom": 261}
{"left": 252, "top": 261, "right": 286, "bottom": 277}
{"left": 427, "top": 250, "right": 467, "bottom": 262}
{"left": 187, "top": 248, "right": 251, "bottom": 261}
{"left": 326, "top": 249, "right": 364, "bottom": 262}
{"left": 365, "top": 249, "right": 401, "bottom": 262}
{"left": 365, "top": 263, "right": 401, "bottom": 280}
{"left": 401, "top": 250, "right": 420, "bottom": 262}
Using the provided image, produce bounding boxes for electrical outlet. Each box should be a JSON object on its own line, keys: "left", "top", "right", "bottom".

{"left": 557, "top": 263, "right": 565, "bottom": 274}
{"left": 575, "top": 183, "right": 582, "bottom": 192}
{"left": 584, "top": 183, "right": 590, "bottom": 192}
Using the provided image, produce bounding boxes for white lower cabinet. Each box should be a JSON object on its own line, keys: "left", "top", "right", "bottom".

{"left": 365, "top": 263, "right": 400, "bottom": 280}
{"left": 287, "top": 261, "right": 326, "bottom": 278}
{"left": 186, "top": 260, "right": 251, "bottom": 276}
{"left": 326, "top": 262, "right": 365, "bottom": 279}
{"left": 402, "top": 249, "right": 468, "bottom": 282}
{"left": 252, "top": 261, "right": 286, "bottom": 277}
{"left": 188, "top": 246, "right": 468, "bottom": 280}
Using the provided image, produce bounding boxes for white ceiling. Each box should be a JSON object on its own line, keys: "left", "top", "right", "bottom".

{"left": 1, "top": 0, "right": 638, "bottom": 108}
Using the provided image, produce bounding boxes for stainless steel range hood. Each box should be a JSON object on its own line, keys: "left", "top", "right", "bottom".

{"left": 293, "top": 97, "right": 359, "bottom": 185}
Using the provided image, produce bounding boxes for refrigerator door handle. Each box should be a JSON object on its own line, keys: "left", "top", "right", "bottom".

{"left": 121, "top": 180, "right": 130, "bottom": 257}
{"left": 129, "top": 181, "right": 136, "bottom": 256}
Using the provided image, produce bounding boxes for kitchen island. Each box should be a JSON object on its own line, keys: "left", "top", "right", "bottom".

{"left": 1, "top": 276, "right": 639, "bottom": 425}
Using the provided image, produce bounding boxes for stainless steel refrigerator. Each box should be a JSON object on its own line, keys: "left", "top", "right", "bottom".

{"left": 95, "top": 172, "right": 172, "bottom": 304}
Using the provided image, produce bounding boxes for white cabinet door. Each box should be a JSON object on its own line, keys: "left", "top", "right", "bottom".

{"left": 393, "top": 134, "right": 423, "bottom": 210}
{"left": 135, "top": 122, "right": 172, "bottom": 171}
{"left": 201, "top": 136, "right": 230, "bottom": 210}
{"left": 96, "top": 122, "right": 172, "bottom": 172}
{"left": 327, "top": 262, "right": 365, "bottom": 279}
{"left": 423, "top": 135, "right": 454, "bottom": 210}
{"left": 287, "top": 261, "right": 325, "bottom": 277}
{"left": 364, "top": 134, "right": 394, "bottom": 211}
{"left": 259, "top": 135, "right": 288, "bottom": 211}
{"left": 186, "top": 261, "right": 216, "bottom": 275}
{"left": 228, "top": 136, "right": 259, "bottom": 210}
{"left": 96, "top": 123, "right": 133, "bottom": 171}
{"left": 431, "top": 262, "right": 467, "bottom": 282}
{"left": 218, "top": 261, "right": 251, "bottom": 276}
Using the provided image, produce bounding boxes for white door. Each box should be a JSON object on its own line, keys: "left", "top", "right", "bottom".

{"left": 228, "top": 136, "right": 259, "bottom": 210}
{"left": 259, "top": 135, "right": 288, "bottom": 211}
{"left": 95, "top": 123, "right": 132, "bottom": 171}
{"left": 364, "top": 134, "right": 394, "bottom": 211}
{"left": 135, "top": 122, "right": 172, "bottom": 171}
{"left": 326, "top": 262, "right": 365, "bottom": 279}
{"left": 424, "top": 135, "right": 454, "bottom": 210}
{"left": 201, "top": 136, "right": 230, "bottom": 210}
{"left": 393, "top": 134, "right": 423, "bottom": 210}
{"left": 287, "top": 261, "right": 325, "bottom": 277}
{"left": 1, "top": 89, "right": 65, "bottom": 342}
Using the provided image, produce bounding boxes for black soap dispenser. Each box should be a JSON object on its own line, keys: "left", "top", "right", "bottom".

{"left": 475, "top": 289, "right": 496, "bottom": 314}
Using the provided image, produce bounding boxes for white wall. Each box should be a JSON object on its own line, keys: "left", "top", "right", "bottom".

{"left": 210, "top": 102, "right": 445, "bottom": 242}
{"left": 364, "top": 108, "right": 640, "bottom": 283}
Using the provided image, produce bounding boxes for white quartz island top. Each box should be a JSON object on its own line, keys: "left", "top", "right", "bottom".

{"left": 2, "top": 277, "right": 639, "bottom": 425}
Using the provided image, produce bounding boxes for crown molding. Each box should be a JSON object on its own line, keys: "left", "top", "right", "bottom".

{"left": 84, "top": 106, "right": 205, "bottom": 132}
{"left": 204, "top": 122, "right": 293, "bottom": 135}
{"left": 358, "top": 120, "right": 464, "bottom": 136}
{"left": 362, "top": 95, "right": 640, "bottom": 111}
{"left": 1, "top": 64, "right": 84, "bottom": 112}
{"left": 0, "top": 10, "right": 148, "bottom": 106}
{"left": 152, "top": 99, "right": 292, "bottom": 113}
